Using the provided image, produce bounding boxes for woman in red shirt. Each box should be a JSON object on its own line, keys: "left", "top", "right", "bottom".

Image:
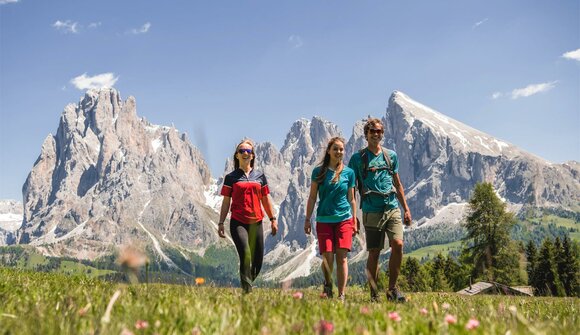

{"left": 217, "top": 139, "right": 278, "bottom": 293}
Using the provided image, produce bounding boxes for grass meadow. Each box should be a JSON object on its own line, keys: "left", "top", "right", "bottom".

{"left": 1, "top": 268, "right": 578, "bottom": 335}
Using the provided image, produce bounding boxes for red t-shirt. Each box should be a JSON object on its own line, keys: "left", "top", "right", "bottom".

{"left": 220, "top": 169, "right": 270, "bottom": 224}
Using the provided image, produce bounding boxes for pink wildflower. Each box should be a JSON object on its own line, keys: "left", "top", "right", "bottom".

{"left": 444, "top": 314, "right": 457, "bottom": 325}
{"left": 442, "top": 302, "right": 451, "bottom": 310}
{"left": 135, "top": 320, "right": 149, "bottom": 329}
{"left": 388, "top": 311, "right": 402, "bottom": 322}
{"left": 320, "top": 292, "right": 328, "bottom": 299}
{"left": 360, "top": 306, "right": 370, "bottom": 315}
{"left": 315, "top": 320, "right": 334, "bottom": 334}
{"left": 419, "top": 308, "right": 428, "bottom": 316}
{"left": 465, "top": 318, "right": 480, "bottom": 330}
{"left": 293, "top": 291, "right": 304, "bottom": 299}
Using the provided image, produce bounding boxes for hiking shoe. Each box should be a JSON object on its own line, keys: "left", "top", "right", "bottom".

{"left": 322, "top": 284, "right": 333, "bottom": 298}
{"left": 387, "top": 287, "right": 406, "bottom": 302}
{"left": 337, "top": 294, "right": 346, "bottom": 303}
{"left": 242, "top": 283, "right": 253, "bottom": 294}
{"left": 370, "top": 288, "right": 380, "bottom": 302}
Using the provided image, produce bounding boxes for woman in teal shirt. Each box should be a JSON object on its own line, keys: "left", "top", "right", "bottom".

{"left": 304, "top": 137, "right": 357, "bottom": 300}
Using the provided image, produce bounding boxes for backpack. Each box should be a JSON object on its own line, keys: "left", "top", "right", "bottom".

{"left": 356, "top": 147, "right": 396, "bottom": 207}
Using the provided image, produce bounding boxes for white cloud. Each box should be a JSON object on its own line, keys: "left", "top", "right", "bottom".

{"left": 70, "top": 73, "right": 119, "bottom": 90}
{"left": 562, "top": 48, "right": 580, "bottom": 62}
{"left": 53, "top": 20, "right": 79, "bottom": 34}
{"left": 491, "top": 92, "right": 503, "bottom": 99}
{"left": 128, "top": 22, "right": 151, "bottom": 35}
{"left": 0, "top": 0, "right": 19, "bottom": 5}
{"left": 511, "top": 81, "right": 557, "bottom": 99}
{"left": 88, "top": 22, "right": 102, "bottom": 29}
{"left": 288, "top": 35, "right": 303, "bottom": 48}
{"left": 473, "top": 18, "right": 489, "bottom": 29}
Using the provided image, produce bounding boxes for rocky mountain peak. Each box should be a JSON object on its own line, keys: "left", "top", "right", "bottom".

{"left": 384, "top": 90, "right": 579, "bottom": 219}
{"left": 18, "top": 89, "right": 216, "bottom": 262}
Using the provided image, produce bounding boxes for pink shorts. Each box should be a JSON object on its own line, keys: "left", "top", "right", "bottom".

{"left": 316, "top": 218, "right": 354, "bottom": 254}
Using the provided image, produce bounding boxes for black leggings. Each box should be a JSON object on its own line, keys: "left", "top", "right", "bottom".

{"left": 230, "top": 219, "right": 264, "bottom": 291}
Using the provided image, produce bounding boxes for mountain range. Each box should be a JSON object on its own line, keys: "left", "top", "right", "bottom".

{"left": 7, "top": 88, "right": 580, "bottom": 281}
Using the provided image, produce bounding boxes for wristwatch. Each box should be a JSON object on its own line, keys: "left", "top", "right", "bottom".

{"left": 269, "top": 217, "right": 277, "bottom": 221}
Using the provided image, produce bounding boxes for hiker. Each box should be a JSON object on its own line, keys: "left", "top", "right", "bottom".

{"left": 348, "top": 118, "right": 412, "bottom": 302}
{"left": 304, "top": 137, "right": 357, "bottom": 301}
{"left": 217, "top": 139, "right": 278, "bottom": 293}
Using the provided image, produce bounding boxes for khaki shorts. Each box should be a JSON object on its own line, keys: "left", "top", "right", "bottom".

{"left": 363, "top": 208, "right": 403, "bottom": 250}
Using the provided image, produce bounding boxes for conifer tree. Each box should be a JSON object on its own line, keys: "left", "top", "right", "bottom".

{"left": 429, "top": 253, "right": 451, "bottom": 292}
{"left": 536, "top": 238, "right": 565, "bottom": 296}
{"left": 461, "top": 182, "right": 520, "bottom": 282}
{"left": 401, "top": 257, "right": 431, "bottom": 292}
{"left": 558, "top": 235, "right": 579, "bottom": 297}
{"left": 442, "top": 255, "right": 462, "bottom": 291}
{"left": 525, "top": 240, "right": 540, "bottom": 291}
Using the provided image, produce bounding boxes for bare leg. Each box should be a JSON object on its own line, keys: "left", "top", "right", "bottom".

{"left": 321, "top": 252, "right": 334, "bottom": 287}
{"left": 388, "top": 239, "right": 404, "bottom": 289}
{"left": 367, "top": 249, "right": 380, "bottom": 294}
{"left": 336, "top": 248, "right": 348, "bottom": 296}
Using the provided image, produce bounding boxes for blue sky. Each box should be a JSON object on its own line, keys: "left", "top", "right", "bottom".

{"left": 1, "top": 0, "right": 579, "bottom": 200}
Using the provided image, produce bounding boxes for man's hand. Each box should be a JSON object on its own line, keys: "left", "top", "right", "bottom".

{"left": 403, "top": 210, "right": 412, "bottom": 227}
{"left": 218, "top": 224, "right": 225, "bottom": 238}
{"left": 304, "top": 219, "right": 312, "bottom": 235}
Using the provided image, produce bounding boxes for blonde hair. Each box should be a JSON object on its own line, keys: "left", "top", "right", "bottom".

{"left": 233, "top": 139, "right": 255, "bottom": 169}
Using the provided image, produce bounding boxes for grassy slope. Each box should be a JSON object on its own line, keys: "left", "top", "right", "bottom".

{"left": 0, "top": 268, "right": 578, "bottom": 335}
{"left": 10, "top": 247, "right": 115, "bottom": 278}
{"left": 405, "top": 241, "right": 462, "bottom": 260}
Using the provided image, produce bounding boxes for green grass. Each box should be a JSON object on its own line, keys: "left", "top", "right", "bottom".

{"left": 8, "top": 248, "right": 115, "bottom": 278}
{"left": 530, "top": 214, "right": 578, "bottom": 229}
{"left": 1, "top": 268, "right": 578, "bottom": 335}
{"left": 405, "top": 241, "right": 462, "bottom": 260}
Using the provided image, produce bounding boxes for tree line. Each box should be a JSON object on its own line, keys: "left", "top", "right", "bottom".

{"left": 392, "top": 182, "right": 579, "bottom": 296}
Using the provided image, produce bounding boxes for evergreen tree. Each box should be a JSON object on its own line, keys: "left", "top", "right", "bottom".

{"left": 461, "top": 182, "right": 520, "bottom": 282}
{"left": 558, "top": 235, "right": 579, "bottom": 297}
{"left": 536, "top": 238, "right": 565, "bottom": 296}
{"left": 429, "top": 253, "right": 451, "bottom": 292}
{"left": 401, "top": 257, "right": 431, "bottom": 292}
{"left": 444, "top": 255, "right": 466, "bottom": 291}
{"left": 494, "top": 242, "right": 525, "bottom": 285}
{"left": 525, "top": 240, "right": 540, "bottom": 291}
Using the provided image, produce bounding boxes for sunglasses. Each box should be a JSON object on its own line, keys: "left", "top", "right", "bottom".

{"left": 368, "top": 128, "right": 384, "bottom": 135}
{"left": 237, "top": 148, "right": 253, "bottom": 154}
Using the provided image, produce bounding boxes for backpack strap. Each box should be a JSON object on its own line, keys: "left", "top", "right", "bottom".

{"left": 380, "top": 147, "right": 394, "bottom": 177}
{"left": 357, "top": 147, "right": 397, "bottom": 207}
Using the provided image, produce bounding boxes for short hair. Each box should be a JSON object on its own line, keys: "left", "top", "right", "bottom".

{"left": 363, "top": 118, "right": 383, "bottom": 134}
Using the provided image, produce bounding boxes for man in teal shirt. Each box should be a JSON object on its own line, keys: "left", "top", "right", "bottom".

{"left": 348, "top": 118, "right": 412, "bottom": 302}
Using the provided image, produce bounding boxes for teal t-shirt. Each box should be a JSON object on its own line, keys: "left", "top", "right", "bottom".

{"left": 311, "top": 166, "right": 356, "bottom": 223}
{"left": 348, "top": 148, "right": 399, "bottom": 212}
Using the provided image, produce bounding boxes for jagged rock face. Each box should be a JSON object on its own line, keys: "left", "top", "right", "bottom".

{"left": 381, "top": 91, "right": 580, "bottom": 219}
{"left": 0, "top": 200, "right": 22, "bottom": 246}
{"left": 18, "top": 89, "right": 216, "bottom": 260}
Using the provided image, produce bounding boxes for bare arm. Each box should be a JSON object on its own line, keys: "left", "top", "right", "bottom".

{"left": 217, "top": 196, "right": 231, "bottom": 238}
{"left": 304, "top": 181, "right": 318, "bottom": 235}
{"left": 348, "top": 186, "right": 358, "bottom": 235}
{"left": 393, "top": 173, "right": 412, "bottom": 226}
{"left": 261, "top": 195, "right": 278, "bottom": 236}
